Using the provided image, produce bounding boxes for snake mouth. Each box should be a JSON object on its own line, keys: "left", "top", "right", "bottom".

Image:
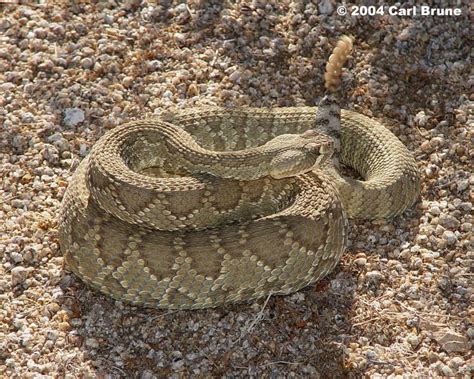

{"left": 308, "top": 140, "right": 335, "bottom": 169}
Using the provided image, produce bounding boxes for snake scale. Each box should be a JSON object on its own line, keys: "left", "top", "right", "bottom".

{"left": 58, "top": 38, "right": 420, "bottom": 309}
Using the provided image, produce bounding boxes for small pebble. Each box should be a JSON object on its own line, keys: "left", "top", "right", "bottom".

{"left": 407, "top": 333, "right": 420, "bottom": 347}
{"left": 11, "top": 266, "right": 28, "bottom": 286}
{"left": 354, "top": 257, "right": 367, "bottom": 266}
{"left": 442, "top": 230, "right": 457, "bottom": 245}
{"left": 63, "top": 108, "right": 85, "bottom": 127}
{"left": 366, "top": 271, "right": 384, "bottom": 283}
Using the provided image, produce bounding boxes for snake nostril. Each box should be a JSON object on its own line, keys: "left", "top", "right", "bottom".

{"left": 304, "top": 142, "right": 321, "bottom": 154}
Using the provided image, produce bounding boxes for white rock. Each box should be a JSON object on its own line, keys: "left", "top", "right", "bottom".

{"left": 63, "top": 108, "right": 85, "bottom": 127}
{"left": 318, "top": 0, "right": 334, "bottom": 15}
{"left": 433, "top": 329, "right": 469, "bottom": 353}
{"left": 440, "top": 365, "right": 454, "bottom": 376}
{"left": 141, "top": 370, "right": 158, "bottom": 379}
{"left": 11, "top": 266, "right": 28, "bottom": 286}
{"left": 174, "top": 33, "right": 187, "bottom": 43}
{"left": 366, "top": 350, "right": 377, "bottom": 359}
{"left": 9, "top": 252, "right": 23, "bottom": 263}
{"left": 20, "top": 332, "right": 33, "bottom": 347}
{"left": 458, "top": 202, "right": 472, "bottom": 212}
{"left": 21, "top": 112, "right": 35, "bottom": 123}
{"left": 46, "top": 329, "right": 59, "bottom": 341}
{"left": 466, "top": 327, "right": 474, "bottom": 338}
{"left": 366, "top": 271, "right": 383, "bottom": 283}
{"left": 354, "top": 257, "right": 367, "bottom": 266}
{"left": 407, "top": 333, "right": 420, "bottom": 347}
{"left": 456, "top": 180, "right": 468, "bottom": 192}
{"left": 442, "top": 230, "right": 457, "bottom": 245}
{"left": 414, "top": 111, "right": 429, "bottom": 127}
{"left": 429, "top": 205, "right": 441, "bottom": 216}
{"left": 163, "top": 90, "right": 173, "bottom": 99}
{"left": 85, "top": 337, "right": 99, "bottom": 348}
{"left": 449, "top": 356, "right": 465, "bottom": 368}
{"left": 439, "top": 215, "right": 460, "bottom": 229}
{"left": 81, "top": 57, "right": 93, "bottom": 69}
{"left": 173, "top": 3, "right": 187, "bottom": 13}
{"left": 103, "top": 13, "right": 114, "bottom": 24}
{"left": 0, "top": 82, "right": 16, "bottom": 91}
{"left": 172, "top": 359, "right": 184, "bottom": 370}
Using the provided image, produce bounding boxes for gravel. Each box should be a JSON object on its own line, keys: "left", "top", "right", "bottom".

{"left": 0, "top": 0, "right": 472, "bottom": 377}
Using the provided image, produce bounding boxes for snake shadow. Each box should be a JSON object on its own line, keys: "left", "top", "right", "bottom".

{"left": 55, "top": 162, "right": 424, "bottom": 378}
{"left": 58, "top": 259, "right": 359, "bottom": 377}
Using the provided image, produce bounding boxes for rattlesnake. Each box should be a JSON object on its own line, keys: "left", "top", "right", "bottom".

{"left": 58, "top": 37, "right": 420, "bottom": 309}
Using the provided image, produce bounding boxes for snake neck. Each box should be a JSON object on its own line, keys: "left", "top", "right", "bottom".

{"left": 92, "top": 120, "right": 333, "bottom": 182}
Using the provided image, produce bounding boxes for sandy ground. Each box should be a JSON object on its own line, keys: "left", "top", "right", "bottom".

{"left": 0, "top": 0, "right": 472, "bottom": 377}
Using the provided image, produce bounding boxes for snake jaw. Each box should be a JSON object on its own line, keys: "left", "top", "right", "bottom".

{"left": 315, "top": 142, "right": 335, "bottom": 168}
{"left": 267, "top": 135, "right": 335, "bottom": 179}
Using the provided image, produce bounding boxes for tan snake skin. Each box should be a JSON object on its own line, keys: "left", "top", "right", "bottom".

{"left": 58, "top": 107, "right": 420, "bottom": 309}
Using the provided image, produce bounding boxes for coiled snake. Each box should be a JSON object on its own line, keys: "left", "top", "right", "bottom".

{"left": 58, "top": 37, "right": 420, "bottom": 309}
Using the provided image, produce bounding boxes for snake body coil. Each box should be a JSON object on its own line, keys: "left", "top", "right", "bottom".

{"left": 58, "top": 107, "right": 419, "bottom": 309}
{"left": 59, "top": 36, "right": 419, "bottom": 309}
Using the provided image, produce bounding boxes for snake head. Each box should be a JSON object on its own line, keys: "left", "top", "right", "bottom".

{"left": 265, "top": 129, "right": 334, "bottom": 179}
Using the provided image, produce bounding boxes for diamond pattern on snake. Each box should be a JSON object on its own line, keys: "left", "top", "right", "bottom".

{"left": 58, "top": 36, "right": 420, "bottom": 309}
